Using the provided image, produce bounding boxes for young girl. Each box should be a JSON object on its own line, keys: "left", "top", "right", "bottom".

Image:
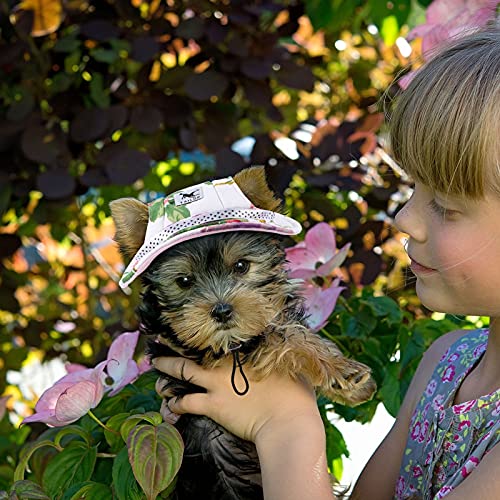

{"left": 153, "top": 27, "right": 500, "bottom": 500}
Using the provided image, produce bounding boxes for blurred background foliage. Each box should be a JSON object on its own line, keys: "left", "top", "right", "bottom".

{"left": 0, "top": 0, "right": 489, "bottom": 487}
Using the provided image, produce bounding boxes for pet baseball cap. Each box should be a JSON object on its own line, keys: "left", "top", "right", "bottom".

{"left": 119, "top": 176, "right": 302, "bottom": 288}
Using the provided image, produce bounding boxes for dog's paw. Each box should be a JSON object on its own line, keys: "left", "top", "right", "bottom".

{"left": 323, "top": 360, "right": 376, "bottom": 406}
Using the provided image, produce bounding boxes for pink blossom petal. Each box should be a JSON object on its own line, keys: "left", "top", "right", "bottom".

{"left": 285, "top": 247, "right": 322, "bottom": 274}
{"left": 301, "top": 282, "right": 344, "bottom": 332}
{"left": 304, "top": 223, "right": 337, "bottom": 263}
{"left": 407, "top": 23, "right": 435, "bottom": 40}
{"left": 427, "top": 0, "right": 466, "bottom": 25}
{"left": 285, "top": 267, "right": 318, "bottom": 280}
{"left": 108, "top": 359, "right": 139, "bottom": 396}
{"left": 23, "top": 410, "right": 60, "bottom": 427}
{"left": 398, "top": 72, "right": 417, "bottom": 89}
{"left": 65, "top": 363, "right": 87, "bottom": 374}
{"left": 108, "top": 331, "right": 139, "bottom": 363}
{"left": 138, "top": 356, "right": 152, "bottom": 374}
{"left": 422, "top": 25, "right": 452, "bottom": 54}
{"left": 33, "top": 381, "right": 75, "bottom": 413}
{"left": 54, "top": 381, "right": 101, "bottom": 425}
{"left": 316, "top": 243, "right": 351, "bottom": 277}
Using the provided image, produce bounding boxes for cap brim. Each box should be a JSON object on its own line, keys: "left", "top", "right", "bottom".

{"left": 119, "top": 213, "right": 301, "bottom": 288}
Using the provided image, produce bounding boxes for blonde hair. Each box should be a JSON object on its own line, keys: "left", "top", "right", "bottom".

{"left": 389, "top": 27, "right": 500, "bottom": 198}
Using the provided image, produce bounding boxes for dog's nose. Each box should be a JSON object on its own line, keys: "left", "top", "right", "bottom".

{"left": 211, "top": 303, "right": 233, "bottom": 323}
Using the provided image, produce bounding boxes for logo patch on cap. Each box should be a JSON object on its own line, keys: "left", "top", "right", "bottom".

{"left": 174, "top": 187, "right": 203, "bottom": 206}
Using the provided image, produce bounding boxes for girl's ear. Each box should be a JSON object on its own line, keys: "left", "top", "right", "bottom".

{"left": 233, "top": 166, "right": 283, "bottom": 213}
{"left": 109, "top": 198, "right": 149, "bottom": 259}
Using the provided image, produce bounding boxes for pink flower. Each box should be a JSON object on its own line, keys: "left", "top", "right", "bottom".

{"left": 138, "top": 355, "right": 153, "bottom": 374}
{"left": 300, "top": 280, "right": 345, "bottom": 332}
{"left": 453, "top": 400, "right": 476, "bottom": 414}
{"left": 105, "top": 331, "right": 140, "bottom": 396}
{"left": 66, "top": 331, "right": 141, "bottom": 396}
{"left": 285, "top": 222, "right": 350, "bottom": 281}
{"left": 23, "top": 365, "right": 106, "bottom": 427}
{"left": 23, "top": 331, "right": 142, "bottom": 427}
{"left": 285, "top": 223, "right": 349, "bottom": 332}
{"left": 411, "top": 421, "right": 422, "bottom": 441}
{"left": 399, "top": 0, "right": 497, "bottom": 88}
{"left": 460, "top": 455, "right": 480, "bottom": 478}
{"left": 442, "top": 364, "right": 455, "bottom": 382}
{"left": 425, "top": 379, "right": 438, "bottom": 397}
{"left": 395, "top": 476, "right": 405, "bottom": 497}
{"left": 433, "top": 394, "right": 445, "bottom": 411}
{"left": 408, "top": 0, "right": 498, "bottom": 55}
{"left": 412, "top": 465, "right": 423, "bottom": 478}
{"left": 436, "top": 485, "right": 453, "bottom": 498}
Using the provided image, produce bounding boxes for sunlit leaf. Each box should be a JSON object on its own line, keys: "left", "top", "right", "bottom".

{"left": 127, "top": 422, "right": 183, "bottom": 500}
{"left": 13, "top": 0, "right": 63, "bottom": 37}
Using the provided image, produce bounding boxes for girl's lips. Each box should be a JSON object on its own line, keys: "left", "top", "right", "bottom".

{"left": 409, "top": 256, "right": 437, "bottom": 275}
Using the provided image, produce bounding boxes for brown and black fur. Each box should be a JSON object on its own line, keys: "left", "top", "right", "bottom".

{"left": 110, "top": 167, "right": 376, "bottom": 500}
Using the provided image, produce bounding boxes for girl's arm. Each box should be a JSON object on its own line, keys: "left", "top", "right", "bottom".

{"left": 351, "top": 329, "right": 469, "bottom": 500}
{"left": 153, "top": 356, "right": 336, "bottom": 500}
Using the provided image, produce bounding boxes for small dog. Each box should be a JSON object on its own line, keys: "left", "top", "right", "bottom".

{"left": 111, "top": 166, "right": 375, "bottom": 500}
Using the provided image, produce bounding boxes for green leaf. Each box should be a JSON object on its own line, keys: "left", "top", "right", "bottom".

{"left": 164, "top": 203, "right": 190, "bottom": 222}
{"left": 340, "top": 307, "right": 377, "bottom": 338}
{"left": 61, "top": 481, "right": 112, "bottom": 500}
{"left": 148, "top": 198, "right": 164, "bottom": 222}
{"left": 14, "top": 440, "right": 60, "bottom": 482}
{"left": 379, "top": 363, "right": 401, "bottom": 417}
{"left": 306, "top": 0, "right": 360, "bottom": 32}
{"left": 54, "top": 37, "right": 81, "bottom": 53}
{"left": 120, "top": 412, "right": 163, "bottom": 442}
{"left": 42, "top": 442, "right": 97, "bottom": 498}
{"left": 9, "top": 480, "right": 49, "bottom": 499}
{"left": 90, "top": 48, "right": 119, "bottom": 64}
{"left": 380, "top": 15, "right": 399, "bottom": 46}
{"left": 54, "top": 426, "right": 91, "bottom": 448}
{"left": 127, "top": 422, "right": 183, "bottom": 500}
{"left": 112, "top": 447, "right": 145, "bottom": 500}
{"left": 360, "top": 296, "right": 402, "bottom": 326}
{"left": 90, "top": 74, "right": 110, "bottom": 108}
{"left": 104, "top": 413, "right": 130, "bottom": 451}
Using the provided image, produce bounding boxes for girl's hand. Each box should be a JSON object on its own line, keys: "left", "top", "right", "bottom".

{"left": 153, "top": 356, "right": 336, "bottom": 500}
{"left": 152, "top": 356, "right": 320, "bottom": 445}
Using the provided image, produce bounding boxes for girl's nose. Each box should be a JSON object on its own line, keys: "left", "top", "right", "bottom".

{"left": 394, "top": 197, "right": 427, "bottom": 243}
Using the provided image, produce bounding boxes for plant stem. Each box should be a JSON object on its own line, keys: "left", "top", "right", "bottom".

{"left": 87, "top": 410, "right": 120, "bottom": 436}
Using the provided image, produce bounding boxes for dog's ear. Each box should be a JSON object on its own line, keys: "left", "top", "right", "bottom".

{"left": 109, "top": 198, "right": 148, "bottom": 259}
{"left": 234, "top": 166, "right": 282, "bottom": 213}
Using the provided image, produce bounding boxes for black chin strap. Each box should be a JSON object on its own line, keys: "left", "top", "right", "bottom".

{"left": 230, "top": 345, "right": 249, "bottom": 396}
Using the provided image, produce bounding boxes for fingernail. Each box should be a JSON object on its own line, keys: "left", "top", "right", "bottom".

{"left": 151, "top": 358, "right": 158, "bottom": 366}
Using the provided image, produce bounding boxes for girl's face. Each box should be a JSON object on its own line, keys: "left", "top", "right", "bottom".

{"left": 394, "top": 182, "right": 500, "bottom": 316}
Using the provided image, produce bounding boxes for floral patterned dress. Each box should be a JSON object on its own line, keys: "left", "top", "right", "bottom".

{"left": 396, "top": 329, "right": 500, "bottom": 499}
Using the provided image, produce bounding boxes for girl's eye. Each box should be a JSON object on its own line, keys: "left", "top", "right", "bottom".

{"left": 428, "top": 199, "right": 458, "bottom": 218}
{"left": 176, "top": 276, "right": 194, "bottom": 289}
{"left": 233, "top": 259, "right": 250, "bottom": 274}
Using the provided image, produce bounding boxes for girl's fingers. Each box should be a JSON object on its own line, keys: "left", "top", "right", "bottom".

{"left": 153, "top": 357, "right": 206, "bottom": 387}
{"left": 167, "top": 393, "right": 209, "bottom": 416}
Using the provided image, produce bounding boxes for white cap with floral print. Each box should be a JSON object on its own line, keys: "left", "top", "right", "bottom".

{"left": 119, "top": 176, "right": 302, "bottom": 288}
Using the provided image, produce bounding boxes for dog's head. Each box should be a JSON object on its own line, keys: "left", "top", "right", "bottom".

{"left": 110, "top": 167, "right": 300, "bottom": 356}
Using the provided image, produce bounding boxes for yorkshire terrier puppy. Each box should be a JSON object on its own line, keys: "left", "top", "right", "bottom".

{"left": 111, "top": 166, "right": 375, "bottom": 500}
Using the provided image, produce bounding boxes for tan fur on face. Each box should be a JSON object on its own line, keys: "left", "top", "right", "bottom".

{"left": 152, "top": 234, "right": 290, "bottom": 356}
{"left": 109, "top": 198, "right": 148, "bottom": 259}
{"left": 162, "top": 287, "right": 282, "bottom": 355}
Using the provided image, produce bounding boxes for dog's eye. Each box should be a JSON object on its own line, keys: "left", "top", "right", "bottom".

{"left": 176, "top": 276, "right": 194, "bottom": 289}
{"left": 233, "top": 259, "right": 250, "bottom": 274}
